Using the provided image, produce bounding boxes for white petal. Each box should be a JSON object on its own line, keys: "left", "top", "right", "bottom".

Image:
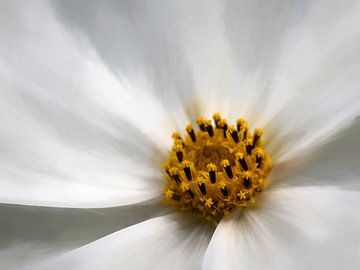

{"left": 262, "top": 1, "right": 360, "bottom": 162}
{"left": 52, "top": 0, "right": 209, "bottom": 126}
{"left": 203, "top": 186, "right": 360, "bottom": 270}
{"left": 183, "top": 0, "right": 360, "bottom": 163}
{"left": 185, "top": 1, "right": 306, "bottom": 122}
{"left": 53, "top": 1, "right": 360, "bottom": 135}
{"left": 30, "top": 214, "right": 214, "bottom": 270}
{"left": 51, "top": 1, "right": 289, "bottom": 124}
{"left": 271, "top": 118, "right": 360, "bottom": 190}
{"left": 0, "top": 200, "right": 169, "bottom": 270}
{"left": 0, "top": 1, "right": 171, "bottom": 207}
{"left": 180, "top": 0, "right": 360, "bottom": 141}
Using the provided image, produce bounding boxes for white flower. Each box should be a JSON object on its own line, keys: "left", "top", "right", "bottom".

{"left": 1, "top": 1, "right": 360, "bottom": 270}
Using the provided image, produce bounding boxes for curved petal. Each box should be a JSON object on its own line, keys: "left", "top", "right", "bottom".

{"left": 0, "top": 1, "right": 171, "bottom": 207}
{"left": 271, "top": 118, "right": 360, "bottom": 190}
{"left": 52, "top": 0, "right": 208, "bottom": 126}
{"left": 51, "top": 0, "right": 294, "bottom": 124}
{"left": 262, "top": 1, "right": 360, "bottom": 162}
{"left": 0, "top": 199, "right": 169, "bottom": 270}
{"left": 186, "top": 1, "right": 307, "bottom": 122}
{"left": 203, "top": 186, "right": 360, "bottom": 270}
{"left": 52, "top": 0, "right": 360, "bottom": 151}
{"left": 183, "top": 0, "right": 360, "bottom": 164}
{"left": 29, "top": 214, "right": 214, "bottom": 270}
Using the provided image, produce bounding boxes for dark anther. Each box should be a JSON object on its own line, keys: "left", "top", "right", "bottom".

{"left": 172, "top": 174, "right": 181, "bottom": 185}
{"left": 238, "top": 157, "right": 248, "bottom": 171}
{"left": 230, "top": 130, "right": 239, "bottom": 143}
{"left": 213, "top": 114, "right": 221, "bottom": 128}
{"left": 209, "top": 171, "right": 216, "bottom": 184}
{"left": 176, "top": 151, "right": 183, "bottom": 163}
{"left": 253, "top": 134, "right": 261, "bottom": 146}
{"left": 184, "top": 166, "right": 192, "bottom": 181}
{"left": 256, "top": 156, "right": 263, "bottom": 168}
{"left": 197, "top": 118, "right": 206, "bottom": 132}
{"left": 243, "top": 129, "right": 248, "bottom": 140}
{"left": 206, "top": 124, "right": 214, "bottom": 137}
{"left": 221, "top": 187, "right": 228, "bottom": 196}
{"left": 199, "top": 123, "right": 206, "bottom": 132}
{"left": 243, "top": 177, "right": 251, "bottom": 188}
{"left": 186, "top": 189, "right": 195, "bottom": 199}
{"left": 187, "top": 129, "right": 196, "bottom": 142}
{"left": 222, "top": 123, "right": 228, "bottom": 138}
{"left": 224, "top": 166, "right": 233, "bottom": 179}
{"left": 236, "top": 119, "right": 246, "bottom": 132}
{"left": 246, "top": 144, "right": 253, "bottom": 155}
{"left": 199, "top": 183, "right": 207, "bottom": 195}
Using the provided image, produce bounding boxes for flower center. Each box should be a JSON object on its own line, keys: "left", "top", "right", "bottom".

{"left": 163, "top": 113, "right": 271, "bottom": 221}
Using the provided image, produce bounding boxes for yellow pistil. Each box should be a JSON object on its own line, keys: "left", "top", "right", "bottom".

{"left": 165, "top": 189, "right": 175, "bottom": 199}
{"left": 237, "top": 191, "right": 248, "bottom": 200}
{"left": 205, "top": 198, "right": 214, "bottom": 208}
{"left": 163, "top": 113, "right": 271, "bottom": 221}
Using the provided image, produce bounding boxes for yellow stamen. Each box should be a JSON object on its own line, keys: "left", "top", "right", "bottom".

{"left": 172, "top": 131, "right": 182, "bottom": 140}
{"left": 196, "top": 116, "right": 207, "bottom": 132}
{"left": 165, "top": 189, "right": 174, "bottom": 198}
{"left": 237, "top": 190, "right": 248, "bottom": 200}
{"left": 236, "top": 118, "right": 247, "bottom": 130}
{"left": 180, "top": 182, "right": 190, "bottom": 192}
{"left": 163, "top": 114, "right": 271, "bottom": 221}
{"left": 205, "top": 198, "right": 214, "bottom": 208}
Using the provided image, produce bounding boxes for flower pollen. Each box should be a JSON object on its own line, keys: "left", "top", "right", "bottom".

{"left": 163, "top": 113, "right": 271, "bottom": 221}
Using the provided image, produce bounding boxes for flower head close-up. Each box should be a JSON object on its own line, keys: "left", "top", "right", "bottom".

{"left": 1, "top": 1, "right": 360, "bottom": 270}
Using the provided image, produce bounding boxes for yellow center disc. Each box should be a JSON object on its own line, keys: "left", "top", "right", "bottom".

{"left": 163, "top": 113, "right": 271, "bottom": 221}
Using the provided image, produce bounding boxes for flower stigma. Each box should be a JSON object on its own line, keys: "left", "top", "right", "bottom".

{"left": 163, "top": 113, "right": 272, "bottom": 221}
